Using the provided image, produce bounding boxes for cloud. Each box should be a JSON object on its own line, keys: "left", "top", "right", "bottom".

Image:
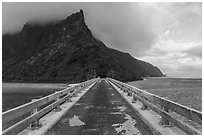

{"left": 2, "top": 2, "right": 158, "bottom": 57}
{"left": 83, "top": 3, "right": 158, "bottom": 56}
{"left": 2, "top": 2, "right": 202, "bottom": 78}
{"left": 164, "top": 30, "right": 170, "bottom": 36}
{"left": 184, "top": 44, "right": 202, "bottom": 58}
{"left": 154, "top": 38, "right": 200, "bottom": 52}
{"left": 139, "top": 39, "right": 202, "bottom": 78}
{"left": 140, "top": 52, "right": 202, "bottom": 78}
{"left": 165, "top": 61, "right": 202, "bottom": 78}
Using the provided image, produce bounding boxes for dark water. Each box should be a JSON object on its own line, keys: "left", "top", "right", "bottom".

{"left": 2, "top": 83, "right": 68, "bottom": 131}
{"left": 2, "top": 83, "right": 68, "bottom": 112}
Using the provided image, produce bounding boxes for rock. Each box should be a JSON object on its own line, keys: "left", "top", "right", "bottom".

{"left": 2, "top": 10, "right": 164, "bottom": 83}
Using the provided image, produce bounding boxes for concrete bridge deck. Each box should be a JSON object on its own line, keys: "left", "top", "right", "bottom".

{"left": 3, "top": 78, "right": 201, "bottom": 135}
{"left": 46, "top": 79, "right": 153, "bottom": 135}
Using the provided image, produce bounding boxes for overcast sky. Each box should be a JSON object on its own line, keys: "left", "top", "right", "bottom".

{"left": 2, "top": 2, "right": 202, "bottom": 78}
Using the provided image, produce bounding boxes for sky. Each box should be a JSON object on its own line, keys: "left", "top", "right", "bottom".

{"left": 2, "top": 2, "right": 202, "bottom": 78}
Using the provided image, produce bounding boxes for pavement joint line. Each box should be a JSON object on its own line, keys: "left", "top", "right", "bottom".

{"left": 107, "top": 80, "right": 187, "bottom": 135}
{"left": 19, "top": 81, "right": 98, "bottom": 135}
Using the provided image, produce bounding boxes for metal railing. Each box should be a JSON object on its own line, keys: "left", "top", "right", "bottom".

{"left": 2, "top": 78, "right": 99, "bottom": 135}
{"left": 107, "top": 78, "right": 202, "bottom": 135}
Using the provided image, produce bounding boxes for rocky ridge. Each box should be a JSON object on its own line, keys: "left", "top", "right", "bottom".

{"left": 2, "top": 10, "right": 163, "bottom": 83}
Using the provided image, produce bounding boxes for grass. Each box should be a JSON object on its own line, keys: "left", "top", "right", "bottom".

{"left": 127, "top": 77, "right": 202, "bottom": 111}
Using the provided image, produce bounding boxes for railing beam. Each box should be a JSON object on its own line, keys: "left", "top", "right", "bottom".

{"left": 107, "top": 77, "right": 202, "bottom": 135}
{"left": 2, "top": 78, "right": 99, "bottom": 134}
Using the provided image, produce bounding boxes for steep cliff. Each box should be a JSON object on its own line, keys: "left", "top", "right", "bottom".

{"left": 2, "top": 10, "right": 163, "bottom": 82}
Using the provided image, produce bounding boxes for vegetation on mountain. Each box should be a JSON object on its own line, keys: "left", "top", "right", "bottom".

{"left": 2, "top": 10, "right": 163, "bottom": 83}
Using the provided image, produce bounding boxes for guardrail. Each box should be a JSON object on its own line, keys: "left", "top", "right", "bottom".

{"left": 2, "top": 78, "right": 99, "bottom": 135}
{"left": 107, "top": 78, "right": 202, "bottom": 135}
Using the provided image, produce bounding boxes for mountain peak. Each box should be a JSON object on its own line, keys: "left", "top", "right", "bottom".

{"left": 2, "top": 10, "right": 164, "bottom": 82}
{"left": 80, "top": 9, "right": 84, "bottom": 14}
{"left": 65, "top": 9, "right": 85, "bottom": 24}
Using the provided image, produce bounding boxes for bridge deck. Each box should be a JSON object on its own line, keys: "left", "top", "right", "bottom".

{"left": 46, "top": 79, "right": 153, "bottom": 135}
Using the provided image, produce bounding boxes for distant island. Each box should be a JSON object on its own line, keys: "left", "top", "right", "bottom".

{"left": 2, "top": 10, "right": 164, "bottom": 83}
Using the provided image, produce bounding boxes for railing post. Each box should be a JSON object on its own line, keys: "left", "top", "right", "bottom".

{"left": 78, "top": 86, "right": 82, "bottom": 93}
{"left": 160, "top": 106, "right": 171, "bottom": 126}
{"left": 67, "top": 97, "right": 72, "bottom": 102}
{"left": 55, "top": 92, "right": 61, "bottom": 112}
{"left": 81, "top": 84, "right": 84, "bottom": 89}
{"left": 72, "top": 89, "right": 78, "bottom": 97}
{"left": 127, "top": 90, "right": 132, "bottom": 96}
{"left": 141, "top": 103, "right": 148, "bottom": 110}
{"left": 30, "top": 99, "right": 40, "bottom": 129}
{"left": 66, "top": 91, "right": 72, "bottom": 102}
{"left": 132, "top": 96, "right": 137, "bottom": 103}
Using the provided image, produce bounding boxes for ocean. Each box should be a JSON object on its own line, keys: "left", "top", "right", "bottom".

{"left": 128, "top": 77, "right": 202, "bottom": 111}
{"left": 2, "top": 83, "right": 68, "bottom": 112}
{"left": 2, "top": 77, "right": 202, "bottom": 112}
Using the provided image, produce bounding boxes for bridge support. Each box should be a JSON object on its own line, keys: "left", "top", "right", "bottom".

{"left": 83, "top": 84, "right": 86, "bottom": 88}
{"left": 55, "top": 93, "right": 61, "bottom": 112}
{"left": 67, "top": 97, "right": 72, "bottom": 102}
{"left": 72, "top": 89, "right": 78, "bottom": 97}
{"left": 132, "top": 96, "right": 137, "bottom": 103}
{"left": 30, "top": 99, "right": 40, "bottom": 129}
{"left": 141, "top": 103, "right": 148, "bottom": 110}
{"left": 123, "top": 89, "right": 127, "bottom": 93}
{"left": 127, "top": 90, "right": 132, "bottom": 96}
{"left": 160, "top": 106, "right": 172, "bottom": 126}
{"left": 66, "top": 92, "right": 72, "bottom": 102}
{"left": 77, "top": 87, "right": 82, "bottom": 93}
{"left": 120, "top": 86, "right": 123, "bottom": 90}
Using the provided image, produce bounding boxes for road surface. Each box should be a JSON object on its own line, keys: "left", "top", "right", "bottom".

{"left": 46, "top": 79, "right": 153, "bottom": 135}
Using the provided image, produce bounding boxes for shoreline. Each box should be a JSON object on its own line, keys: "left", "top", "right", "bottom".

{"left": 141, "top": 77, "right": 202, "bottom": 81}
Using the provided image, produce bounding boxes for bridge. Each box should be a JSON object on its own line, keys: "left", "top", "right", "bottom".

{"left": 2, "top": 78, "right": 202, "bottom": 135}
